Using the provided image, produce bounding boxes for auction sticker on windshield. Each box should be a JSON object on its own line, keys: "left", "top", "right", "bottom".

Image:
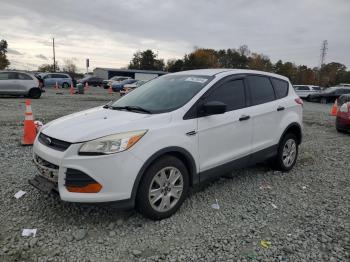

{"left": 185, "top": 77, "right": 208, "bottom": 84}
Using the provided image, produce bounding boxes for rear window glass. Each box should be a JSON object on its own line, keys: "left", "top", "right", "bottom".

{"left": 271, "top": 78, "right": 289, "bottom": 99}
{"left": 247, "top": 76, "right": 276, "bottom": 105}
{"left": 0, "top": 72, "right": 17, "bottom": 80}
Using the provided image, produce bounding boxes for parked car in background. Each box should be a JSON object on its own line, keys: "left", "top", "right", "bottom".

{"left": 38, "top": 73, "right": 73, "bottom": 88}
{"left": 78, "top": 76, "right": 104, "bottom": 86}
{"left": 308, "top": 87, "right": 350, "bottom": 103}
{"left": 120, "top": 80, "right": 147, "bottom": 96}
{"left": 293, "top": 85, "right": 322, "bottom": 100}
{"left": 111, "top": 78, "right": 137, "bottom": 92}
{"left": 103, "top": 76, "right": 131, "bottom": 89}
{"left": 0, "top": 71, "right": 42, "bottom": 98}
{"left": 30, "top": 69, "right": 302, "bottom": 220}
{"left": 336, "top": 100, "right": 350, "bottom": 133}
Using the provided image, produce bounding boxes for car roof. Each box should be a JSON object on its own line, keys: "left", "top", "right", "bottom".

{"left": 0, "top": 70, "right": 35, "bottom": 77}
{"left": 170, "top": 69, "right": 289, "bottom": 81}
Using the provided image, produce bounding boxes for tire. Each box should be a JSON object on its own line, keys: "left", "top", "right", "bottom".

{"left": 29, "top": 88, "right": 42, "bottom": 99}
{"left": 306, "top": 95, "right": 311, "bottom": 102}
{"left": 273, "top": 133, "right": 299, "bottom": 172}
{"left": 136, "top": 155, "right": 189, "bottom": 220}
{"left": 62, "top": 82, "right": 69, "bottom": 88}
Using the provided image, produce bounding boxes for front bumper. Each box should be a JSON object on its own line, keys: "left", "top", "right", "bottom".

{"left": 31, "top": 134, "right": 144, "bottom": 204}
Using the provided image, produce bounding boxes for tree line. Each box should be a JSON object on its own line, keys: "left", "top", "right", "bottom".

{"left": 128, "top": 46, "right": 350, "bottom": 87}
{"left": 1, "top": 38, "right": 349, "bottom": 87}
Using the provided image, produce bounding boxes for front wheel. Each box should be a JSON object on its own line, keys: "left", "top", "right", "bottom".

{"left": 274, "top": 133, "right": 299, "bottom": 172}
{"left": 136, "top": 156, "right": 189, "bottom": 220}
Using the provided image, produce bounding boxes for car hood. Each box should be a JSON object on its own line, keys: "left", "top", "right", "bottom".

{"left": 40, "top": 106, "right": 170, "bottom": 143}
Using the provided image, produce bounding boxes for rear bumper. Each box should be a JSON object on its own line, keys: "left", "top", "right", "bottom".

{"left": 336, "top": 116, "right": 350, "bottom": 131}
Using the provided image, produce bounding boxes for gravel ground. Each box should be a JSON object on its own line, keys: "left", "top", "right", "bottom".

{"left": 0, "top": 88, "right": 349, "bottom": 262}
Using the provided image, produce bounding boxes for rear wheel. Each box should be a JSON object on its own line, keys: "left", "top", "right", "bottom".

{"left": 136, "top": 156, "right": 189, "bottom": 220}
{"left": 62, "top": 82, "right": 69, "bottom": 88}
{"left": 29, "top": 88, "right": 42, "bottom": 99}
{"left": 273, "top": 133, "right": 298, "bottom": 172}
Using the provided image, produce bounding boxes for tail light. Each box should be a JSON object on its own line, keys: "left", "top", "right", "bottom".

{"left": 295, "top": 97, "right": 304, "bottom": 106}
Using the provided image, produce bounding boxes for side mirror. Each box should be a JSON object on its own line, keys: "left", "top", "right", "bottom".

{"left": 201, "top": 101, "right": 226, "bottom": 116}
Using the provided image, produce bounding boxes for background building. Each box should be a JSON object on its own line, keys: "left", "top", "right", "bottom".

{"left": 93, "top": 68, "right": 167, "bottom": 80}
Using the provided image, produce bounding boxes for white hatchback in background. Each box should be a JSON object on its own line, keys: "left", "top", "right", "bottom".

{"left": 293, "top": 85, "right": 322, "bottom": 100}
{"left": 0, "top": 71, "right": 42, "bottom": 98}
{"left": 30, "top": 69, "right": 303, "bottom": 220}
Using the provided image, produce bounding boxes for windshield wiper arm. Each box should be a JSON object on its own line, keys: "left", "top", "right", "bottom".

{"left": 111, "top": 105, "right": 152, "bottom": 114}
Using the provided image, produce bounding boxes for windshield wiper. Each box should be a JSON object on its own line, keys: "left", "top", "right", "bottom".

{"left": 111, "top": 105, "right": 152, "bottom": 114}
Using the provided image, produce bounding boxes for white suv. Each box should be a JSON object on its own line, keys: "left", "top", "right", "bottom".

{"left": 30, "top": 69, "right": 303, "bottom": 220}
{"left": 293, "top": 85, "right": 321, "bottom": 100}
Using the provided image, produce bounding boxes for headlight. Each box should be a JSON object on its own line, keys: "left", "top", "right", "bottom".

{"left": 79, "top": 130, "right": 147, "bottom": 155}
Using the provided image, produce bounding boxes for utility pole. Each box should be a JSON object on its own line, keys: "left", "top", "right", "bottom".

{"left": 318, "top": 40, "right": 328, "bottom": 85}
{"left": 53, "top": 38, "right": 56, "bottom": 72}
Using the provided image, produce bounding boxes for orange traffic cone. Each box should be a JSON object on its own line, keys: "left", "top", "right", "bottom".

{"left": 330, "top": 99, "right": 338, "bottom": 116}
{"left": 108, "top": 85, "right": 113, "bottom": 94}
{"left": 69, "top": 82, "right": 75, "bottom": 95}
{"left": 21, "top": 99, "right": 37, "bottom": 145}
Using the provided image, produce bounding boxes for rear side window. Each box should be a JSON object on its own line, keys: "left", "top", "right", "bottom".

{"left": 17, "top": 73, "right": 33, "bottom": 80}
{"left": 296, "top": 86, "right": 309, "bottom": 91}
{"left": 247, "top": 76, "right": 275, "bottom": 105}
{"left": 205, "top": 79, "right": 246, "bottom": 111}
{"left": 312, "top": 86, "right": 321, "bottom": 91}
{"left": 0, "top": 72, "right": 17, "bottom": 80}
{"left": 52, "top": 74, "right": 62, "bottom": 78}
{"left": 271, "top": 78, "right": 289, "bottom": 99}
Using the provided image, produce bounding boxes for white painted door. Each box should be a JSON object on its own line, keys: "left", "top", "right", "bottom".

{"left": 197, "top": 78, "right": 253, "bottom": 172}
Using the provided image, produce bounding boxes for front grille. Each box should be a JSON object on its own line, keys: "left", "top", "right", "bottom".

{"left": 65, "top": 169, "right": 97, "bottom": 187}
{"left": 35, "top": 154, "right": 58, "bottom": 170}
{"left": 38, "top": 133, "right": 71, "bottom": 151}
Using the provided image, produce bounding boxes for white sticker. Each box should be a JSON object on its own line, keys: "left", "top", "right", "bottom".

{"left": 22, "top": 229, "right": 37, "bottom": 237}
{"left": 185, "top": 77, "right": 208, "bottom": 84}
{"left": 14, "top": 190, "right": 26, "bottom": 199}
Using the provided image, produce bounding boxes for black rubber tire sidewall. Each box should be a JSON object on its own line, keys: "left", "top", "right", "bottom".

{"left": 62, "top": 82, "right": 69, "bottom": 88}
{"left": 136, "top": 155, "right": 189, "bottom": 220}
{"left": 275, "top": 133, "right": 298, "bottom": 172}
{"left": 29, "top": 88, "right": 41, "bottom": 99}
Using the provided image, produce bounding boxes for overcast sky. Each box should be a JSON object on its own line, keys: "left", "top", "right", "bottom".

{"left": 1, "top": 0, "right": 349, "bottom": 72}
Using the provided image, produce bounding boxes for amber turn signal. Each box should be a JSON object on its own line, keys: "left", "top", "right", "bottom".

{"left": 66, "top": 183, "right": 102, "bottom": 193}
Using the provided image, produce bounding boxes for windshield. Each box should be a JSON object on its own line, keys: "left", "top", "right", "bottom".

{"left": 111, "top": 74, "right": 213, "bottom": 113}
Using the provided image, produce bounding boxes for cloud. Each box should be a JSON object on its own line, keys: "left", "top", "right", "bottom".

{"left": 0, "top": 0, "right": 349, "bottom": 71}
{"left": 7, "top": 48, "right": 24, "bottom": 55}
{"left": 35, "top": 54, "right": 48, "bottom": 60}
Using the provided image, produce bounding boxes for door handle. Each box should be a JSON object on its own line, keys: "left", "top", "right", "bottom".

{"left": 239, "top": 115, "right": 250, "bottom": 121}
{"left": 277, "top": 106, "right": 285, "bottom": 111}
